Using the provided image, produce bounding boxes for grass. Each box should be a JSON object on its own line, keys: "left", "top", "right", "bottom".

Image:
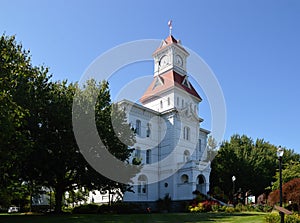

{"left": 0, "top": 212, "right": 266, "bottom": 223}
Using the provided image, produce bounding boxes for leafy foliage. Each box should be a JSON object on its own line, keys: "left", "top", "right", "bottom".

{"left": 268, "top": 178, "right": 300, "bottom": 212}
{"left": 210, "top": 135, "right": 279, "bottom": 201}
{"left": 0, "top": 34, "right": 138, "bottom": 213}
{"left": 271, "top": 161, "right": 300, "bottom": 190}
{"left": 0, "top": 34, "right": 51, "bottom": 209}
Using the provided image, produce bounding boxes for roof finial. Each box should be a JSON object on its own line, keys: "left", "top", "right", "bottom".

{"left": 168, "top": 20, "right": 173, "bottom": 36}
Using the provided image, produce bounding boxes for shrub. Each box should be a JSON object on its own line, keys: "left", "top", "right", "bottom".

{"left": 212, "top": 204, "right": 221, "bottom": 212}
{"left": 157, "top": 194, "right": 172, "bottom": 212}
{"left": 110, "top": 202, "right": 143, "bottom": 214}
{"left": 234, "top": 203, "right": 243, "bottom": 212}
{"left": 286, "top": 214, "right": 300, "bottom": 223}
{"left": 225, "top": 207, "right": 235, "bottom": 213}
{"left": 72, "top": 204, "right": 99, "bottom": 214}
{"left": 188, "top": 200, "right": 220, "bottom": 213}
{"left": 265, "top": 213, "right": 280, "bottom": 223}
{"left": 245, "top": 205, "right": 255, "bottom": 212}
{"left": 97, "top": 204, "right": 110, "bottom": 214}
{"left": 265, "top": 213, "right": 300, "bottom": 223}
{"left": 97, "top": 202, "right": 144, "bottom": 214}
{"left": 189, "top": 203, "right": 205, "bottom": 213}
{"left": 263, "top": 205, "right": 274, "bottom": 212}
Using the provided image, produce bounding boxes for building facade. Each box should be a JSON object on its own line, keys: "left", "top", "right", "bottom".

{"left": 122, "top": 34, "right": 211, "bottom": 203}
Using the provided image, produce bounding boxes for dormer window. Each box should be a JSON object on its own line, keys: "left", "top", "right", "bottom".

{"left": 182, "top": 78, "right": 191, "bottom": 89}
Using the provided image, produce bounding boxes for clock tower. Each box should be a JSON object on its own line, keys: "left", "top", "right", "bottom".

{"left": 140, "top": 34, "right": 201, "bottom": 112}
{"left": 153, "top": 35, "right": 189, "bottom": 77}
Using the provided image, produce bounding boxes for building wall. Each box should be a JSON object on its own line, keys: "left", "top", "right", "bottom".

{"left": 121, "top": 99, "right": 210, "bottom": 202}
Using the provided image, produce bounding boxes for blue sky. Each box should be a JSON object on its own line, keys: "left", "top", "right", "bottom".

{"left": 1, "top": 0, "right": 300, "bottom": 153}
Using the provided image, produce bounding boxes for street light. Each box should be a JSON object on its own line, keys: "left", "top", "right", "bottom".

{"left": 232, "top": 176, "right": 236, "bottom": 206}
{"left": 277, "top": 146, "right": 284, "bottom": 223}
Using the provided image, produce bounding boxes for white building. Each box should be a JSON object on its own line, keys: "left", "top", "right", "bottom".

{"left": 121, "top": 34, "right": 211, "bottom": 204}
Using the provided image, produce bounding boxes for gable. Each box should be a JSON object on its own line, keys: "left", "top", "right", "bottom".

{"left": 140, "top": 70, "right": 202, "bottom": 104}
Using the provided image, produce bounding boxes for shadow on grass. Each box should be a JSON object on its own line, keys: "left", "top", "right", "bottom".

{"left": 0, "top": 212, "right": 266, "bottom": 223}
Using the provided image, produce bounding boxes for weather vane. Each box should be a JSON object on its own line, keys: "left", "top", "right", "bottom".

{"left": 168, "top": 20, "right": 172, "bottom": 36}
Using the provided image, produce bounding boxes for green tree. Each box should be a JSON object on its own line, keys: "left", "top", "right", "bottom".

{"left": 271, "top": 161, "right": 300, "bottom": 190}
{"left": 72, "top": 79, "right": 139, "bottom": 203}
{"left": 32, "top": 80, "right": 138, "bottom": 213}
{"left": 210, "top": 135, "right": 279, "bottom": 202}
{"left": 0, "top": 34, "right": 51, "bottom": 209}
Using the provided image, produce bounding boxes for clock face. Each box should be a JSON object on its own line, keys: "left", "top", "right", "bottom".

{"left": 159, "top": 55, "right": 169, "bottom": 68}
{"left": 175, "top": 55, "right": 183, "bottom": 67}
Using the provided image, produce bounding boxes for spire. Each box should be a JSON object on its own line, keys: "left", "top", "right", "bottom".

{"left": 168, "top": 20, "right": 172, "bottom": 36}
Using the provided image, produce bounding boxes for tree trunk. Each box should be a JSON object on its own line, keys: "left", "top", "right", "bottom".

{"left": 54, "top": 187, "right": 63, "bottom": 213}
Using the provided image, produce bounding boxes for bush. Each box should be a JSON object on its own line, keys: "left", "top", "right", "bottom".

{"left": 225, "top": 207, "right": 235, "bottom": 213}
{"left": 286, "top": 214, "right": 300, "bottom": 223}
{"left": 157, "top": 194, "right": 172, "bottom": 212}
{"left": 211, "top": 204, "right": 221, "bottom": 212}
{"left": 234, "top": 203, "right": 243, "bottom": 212}
{"left": 110, "top": 202, "right": 143, "bottom": 214}
{"left": 72, "top": 204, "right": 99, "bottom": 214}
{"left": 188, "top": 200, "right": 220, "bottom": 213}
{"left": 245, "top": 205, "right": 255, "bottom": 212}
{"left": 189, "top": 203, "right": 205, "bottom": 213}
{"left": 97, "top": 204, "right": 110, "bottom": 214}
{"left": 265, "top": 213, "right": 300, "bottom": 223}
{"left": 265, "top": 213, "right": 280, "bottom": 223}
{"left": 97, "top": 202, "right": 144, "bottom": 214}
{"left": 263, "top": 205, "right": 274, "bottom": 213}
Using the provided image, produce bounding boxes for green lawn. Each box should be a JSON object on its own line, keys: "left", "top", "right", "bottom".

{"left": 0, "top": 212, "right": 266, "bottom": 223}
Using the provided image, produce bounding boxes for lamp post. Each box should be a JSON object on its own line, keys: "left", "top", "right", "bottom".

{"left": 277, "top": 146, "right": 284, "bottom": 223}
{"left": 232, "top": 175, "right": 236, "bottom": 206}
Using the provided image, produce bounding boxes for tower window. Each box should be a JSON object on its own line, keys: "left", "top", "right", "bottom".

{"left": 167, "top": 97, "right": 170, "bottom": 106}
{"left": 160, "top": 100, "right": 163, "bottom": 109}
{"left": 182, "top": 99, "right": 184, "bottom": 107}
{"left": 177, "top": 97, "right": 179, "bottom": 106}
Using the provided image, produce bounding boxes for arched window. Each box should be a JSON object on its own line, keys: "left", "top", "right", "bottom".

{"left": 138, "top": 175, "right": 147, "bottom": 194}
{"left": 135, "top": 120, "right": 141, "bottom": 136}
{"left": 183, "top": 126, "right": 190, "bottom": 140}
{"left": 146, "top": 149, "right": 151, "bottom": 164}
{"left": 181, "top": 174, "right": 189, "bottom": 183}
{"left": 177, "top": 97, "right": 179, "bottom": 106}
{"left": 160, "top": 100, "right": 163, "bottom": 109}
{"left": 183, "top": 150, "right": 190, "bottom": 162}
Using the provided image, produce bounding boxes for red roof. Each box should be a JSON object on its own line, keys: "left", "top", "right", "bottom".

{"left": 152, "top": 35, "right": 189, "bottom": 55}
{"left": 140, "top": 70, "right": 201, "bottom": 104}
